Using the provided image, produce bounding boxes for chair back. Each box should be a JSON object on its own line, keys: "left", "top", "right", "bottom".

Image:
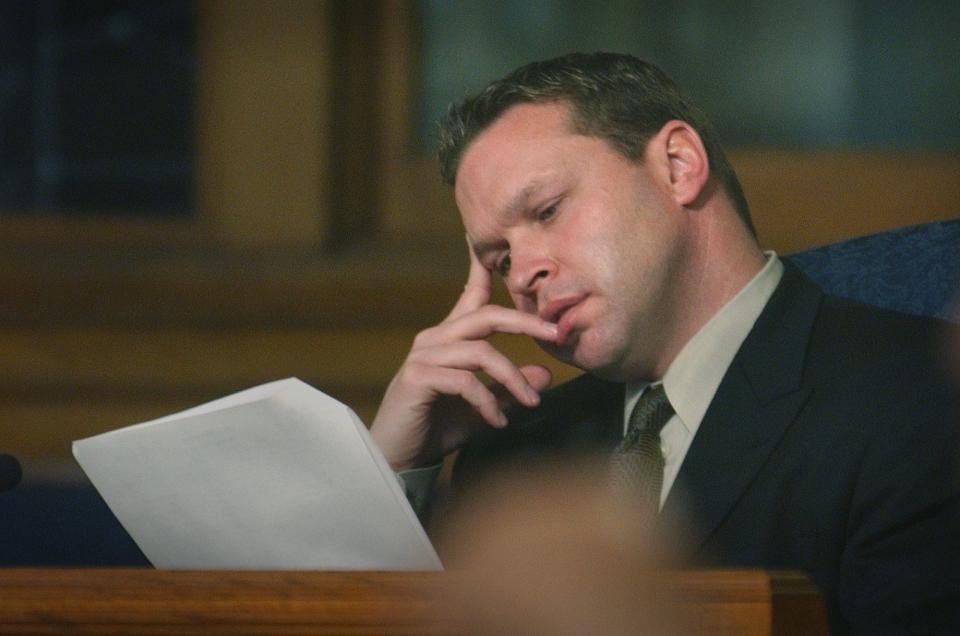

{"left": 787, "top": 220, "right": 960, "bottom": 321}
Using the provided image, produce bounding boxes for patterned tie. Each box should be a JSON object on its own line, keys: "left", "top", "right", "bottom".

{"left": 608, "top": 384, "right": 675, "bottom": 516}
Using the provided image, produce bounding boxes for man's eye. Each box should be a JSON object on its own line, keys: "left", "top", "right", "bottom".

{"left": 538, "top": 205, "right": 557, "bottom": 222}
{"left": 496, "top": 254, "right": 511, "bottom": 277}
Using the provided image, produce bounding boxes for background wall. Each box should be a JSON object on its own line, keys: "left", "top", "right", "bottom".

{"left": 0, "top": 0, "right": 957, "bottom": 483}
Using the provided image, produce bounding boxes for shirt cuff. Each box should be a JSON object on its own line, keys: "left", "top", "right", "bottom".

{"left": 397, "top": 463, "right": 442, "bottom": 515}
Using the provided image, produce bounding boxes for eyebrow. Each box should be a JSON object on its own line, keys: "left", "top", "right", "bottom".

{"left": 470, "top": 180, "right": 543, "bottom": 262}
{"left": 504, "top": 180, "right": 543, "bottom": 222}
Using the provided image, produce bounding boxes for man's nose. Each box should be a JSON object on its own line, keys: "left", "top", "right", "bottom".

{"left": 506, "top": 252, "right": 555, "bottom": 297}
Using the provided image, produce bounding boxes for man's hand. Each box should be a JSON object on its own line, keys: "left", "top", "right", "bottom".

{"left": 370, "top": 245, "right": 558, "bottom": 471}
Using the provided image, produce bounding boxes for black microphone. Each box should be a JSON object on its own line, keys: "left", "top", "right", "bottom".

{"left": 0, "top": 454, "right": 23, "bottom": 493}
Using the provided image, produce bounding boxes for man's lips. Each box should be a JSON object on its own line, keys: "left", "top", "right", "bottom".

{"left": 539, "top": 295, "right": 587, "bottom": 346}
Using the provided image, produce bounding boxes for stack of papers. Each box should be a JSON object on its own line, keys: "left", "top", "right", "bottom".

{"left": 73, "top": 378, "right": 441, "bottom": 570}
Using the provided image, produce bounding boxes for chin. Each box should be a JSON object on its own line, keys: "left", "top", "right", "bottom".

{"left": 571, "top": 334, "right": 634, "bottom": 381}
{"left": 537, "top": 328, "right": 629, "bottom": 379}
{"left": 570, "top": 348, "right": 621, "bottom": 380}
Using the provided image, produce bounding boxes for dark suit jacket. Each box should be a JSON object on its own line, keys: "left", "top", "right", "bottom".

{"left": 453, "top": 262, "right": 960, "bottom": 634}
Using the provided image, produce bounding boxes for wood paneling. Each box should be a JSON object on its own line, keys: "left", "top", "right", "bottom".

{"left": 378, "top": 151, "right": 960, "bottom": 253}
{"left": 0, "top": 323, "right": 579, "bottom": 469}
{"left": 0, "top": 242, "right": 584, "bottom": 473}
{"left": 734, "top": 150, "right": 960, "bottom": 253}
{"left": 0, "top": 327, "right": 410, "bottom": 392}
{"left": 0, "top": 252, "right": 458, "bottom": 329}
{"left": 0, "top": 569, "right": 827, "bottom": 635}
{"left": 196, "top": 0, "right": 332, "bottom": 250}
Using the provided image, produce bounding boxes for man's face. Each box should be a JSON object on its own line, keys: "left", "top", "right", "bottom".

{"left": 455, "top": 101, "right": 691, "bottom": 381}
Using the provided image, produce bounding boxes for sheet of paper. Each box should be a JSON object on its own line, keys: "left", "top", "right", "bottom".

{"left": 73, "top": 378, "right": 441, "bottom": 570}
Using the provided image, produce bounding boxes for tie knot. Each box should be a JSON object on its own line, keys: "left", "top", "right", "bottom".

{"left": 626, "top": 384, "right": 674, "bottom": 441}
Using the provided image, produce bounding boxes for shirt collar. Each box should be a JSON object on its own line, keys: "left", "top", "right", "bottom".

{"left": 624, "top": 252, "right": 784, "bottom": 433}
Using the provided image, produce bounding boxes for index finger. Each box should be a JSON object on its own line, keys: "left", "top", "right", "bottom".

{"left": 446, "top": 235, "right": 493, "bottom": 321}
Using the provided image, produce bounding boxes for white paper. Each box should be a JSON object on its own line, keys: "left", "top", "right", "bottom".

{"left": 73, "top": 378, "right": 442, "bottom": 570}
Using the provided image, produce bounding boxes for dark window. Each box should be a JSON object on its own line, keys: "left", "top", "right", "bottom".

{"left": 0, "top": 0, "right": 196, "bottom": 217}
{"left": 418, "top": 0, "right": 960, "bottom": 152}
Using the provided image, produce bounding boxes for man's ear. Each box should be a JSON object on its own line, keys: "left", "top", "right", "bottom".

{"left": 648, "top": 120, "right": 710, "bottom": 207}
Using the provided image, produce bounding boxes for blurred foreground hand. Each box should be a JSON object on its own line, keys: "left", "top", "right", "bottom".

{"left": 435, "top": 459, "right": 688, "bottom": 636}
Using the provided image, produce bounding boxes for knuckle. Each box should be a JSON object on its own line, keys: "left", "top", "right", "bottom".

{"left": 412, "top": 327, "right": 437, "bottom": 349}
{"left": 468, "top": 339, "right": 496, "bottom": 358}
{"left": 504, "top": 365, "right": 526, "bottom": 386}
{"left": 452, "top": 369, "right": 479, "bottom": 391}
{"left": 476, "top": 304, "right": 504, "bottom": 320}
{"left": 394, "top": 363, "right": 421, "bottom": 387}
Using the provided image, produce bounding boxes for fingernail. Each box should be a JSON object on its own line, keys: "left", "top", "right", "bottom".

{"left": 543, "top": 322, "right": 558, "bottom": 336}
{"left": 498, "top": 412, "right": 509, "bottom": 427}
{"left": 526, "top": 385, "right": 540, "bottom": 405}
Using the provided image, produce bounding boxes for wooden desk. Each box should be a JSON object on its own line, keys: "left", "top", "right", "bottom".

{"left": 0, "top": 569, "right": 826, "bottom": 635}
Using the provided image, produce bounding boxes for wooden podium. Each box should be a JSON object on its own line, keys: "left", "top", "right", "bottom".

{"left": 0, "top": 569, "right": 826, "bottom": 634}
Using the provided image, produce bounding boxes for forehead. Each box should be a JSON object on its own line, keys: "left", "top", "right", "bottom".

{"left": 456, "top": 101, "right": 573, "bottom": 185}
{"left": 454, "top": 102, "right": 576, "bottom": 229}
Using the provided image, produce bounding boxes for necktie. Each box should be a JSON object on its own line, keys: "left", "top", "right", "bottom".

{"left": 608, "top": 384, "right": 675, "bottom": 516}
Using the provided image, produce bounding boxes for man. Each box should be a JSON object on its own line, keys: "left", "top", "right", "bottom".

{"left": 370, "top": 53, "right": 960, "bottom": 632}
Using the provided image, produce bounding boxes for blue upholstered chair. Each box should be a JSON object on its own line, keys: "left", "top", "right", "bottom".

{"left": 787, "top": 219, "right": 960, "bottom": 322}
{"left": 0, "top": 480, "right": 148, "bottom": 565}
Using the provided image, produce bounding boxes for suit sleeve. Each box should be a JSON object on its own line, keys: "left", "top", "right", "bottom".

{"left": 837, "top": 363, "right": 960, "bottom": 633}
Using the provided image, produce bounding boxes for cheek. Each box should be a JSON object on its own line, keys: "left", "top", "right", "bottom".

{"left": 577, "top": 224, "right": 630, "bottom": 291}
{"left": 576, "top": 201, "right": 639, "bottom": 270}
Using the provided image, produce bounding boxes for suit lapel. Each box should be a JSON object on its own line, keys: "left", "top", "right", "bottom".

{"left": 660, "top": 263, "right": 824, "bottom": 551}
